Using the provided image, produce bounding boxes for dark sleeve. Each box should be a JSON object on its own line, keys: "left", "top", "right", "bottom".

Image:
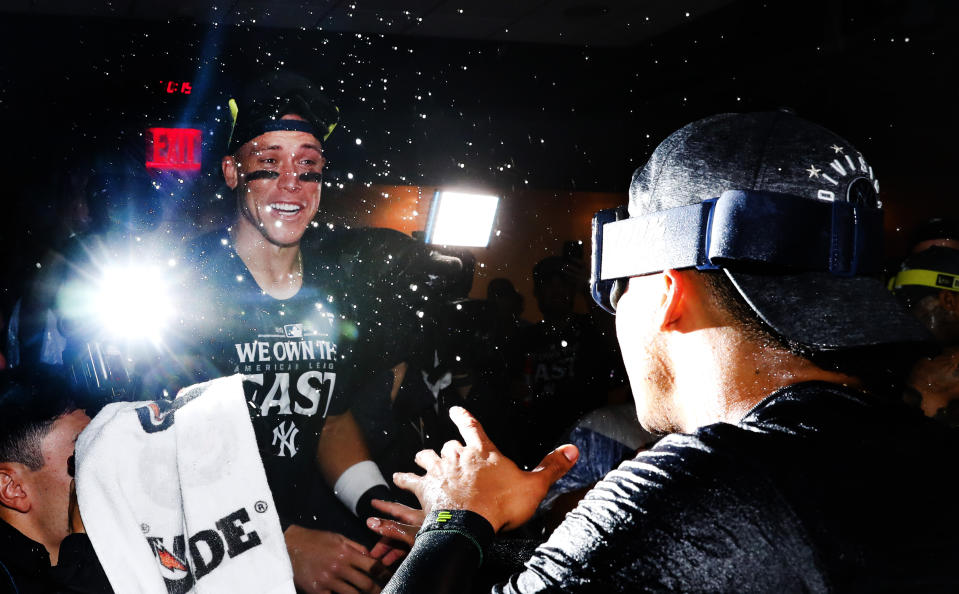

{"left": 474, "top": 539, "right": 543, "bottom": 593}
{"left": 383, "top": 510, "right": 494, "bottom": 594}
{"left": 49, "top": 534, "right": 114, "bottom": 593}
{"left": 384, "top": 434, "right": 827, "bottom": 593}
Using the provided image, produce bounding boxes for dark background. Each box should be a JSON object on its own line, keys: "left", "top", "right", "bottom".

{"left": 0, "top": 0, "right": 955, "bottom": 316}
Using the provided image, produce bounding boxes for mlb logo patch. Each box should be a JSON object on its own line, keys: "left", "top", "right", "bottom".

{"left": 284, "top": 324, "right": 303, "bottom": 338}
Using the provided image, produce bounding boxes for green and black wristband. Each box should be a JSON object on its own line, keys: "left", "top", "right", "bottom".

{"left": 416, "top": 509, "right": 495, "bottom": 567}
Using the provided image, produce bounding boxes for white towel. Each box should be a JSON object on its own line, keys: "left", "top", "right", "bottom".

{"left": 76, "top": 374, "right": 295, "bottom": 594}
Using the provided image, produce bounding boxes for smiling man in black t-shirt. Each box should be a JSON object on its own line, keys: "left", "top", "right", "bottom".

{"left": 185, "top": 72, "right": 400, "bottom": 594}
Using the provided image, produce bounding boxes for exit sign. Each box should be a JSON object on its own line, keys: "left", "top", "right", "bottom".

{"left": 145, "top": 127, "right": 202, "bottom": 172}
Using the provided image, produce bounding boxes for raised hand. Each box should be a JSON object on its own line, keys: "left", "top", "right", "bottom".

{"left": 392, "top": 407, "right": 579, "bottom": 532}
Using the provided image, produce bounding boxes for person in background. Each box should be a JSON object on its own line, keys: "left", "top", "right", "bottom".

{"left": 509, "top": 256, "right": 626, "bottom": 468}
{"left": 0, "top": 367, "right": 112, "bottom": 593}
{"left": 6, "top": 155, "right": 94, "bottom": 370}
{"left": 890, "top": 245, "right": 959, "bottom": 424}
{"left": 486, "top": 278, "right": 526, "bottom": 327}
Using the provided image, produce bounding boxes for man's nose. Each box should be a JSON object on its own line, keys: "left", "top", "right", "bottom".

{"left": 278, "top": 165, "right": 301, "bottom": 192}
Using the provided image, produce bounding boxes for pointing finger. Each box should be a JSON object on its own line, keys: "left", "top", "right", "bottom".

{"left": 449, "top": 406, "right": 494, "bottom": 450}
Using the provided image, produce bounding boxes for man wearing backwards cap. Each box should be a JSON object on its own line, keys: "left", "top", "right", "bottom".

{"left": 372, "top": 111, "right": 959, "bottom": 591}
{"left": 186, "top": 72, "right": 404, "bottom": 593}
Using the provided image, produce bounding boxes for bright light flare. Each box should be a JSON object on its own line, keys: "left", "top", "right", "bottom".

{"left": 426, "top": 191, "right": 499, "bottom": 247}
{"left": 94, "top": 265, "right": 174, "bottom": 340}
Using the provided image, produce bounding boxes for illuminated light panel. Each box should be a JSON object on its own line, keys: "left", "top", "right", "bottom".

{"left": 425, "top": 191, "right": 500, "bottom": 248}
{"left": 145, "top": 127, "right": 202, "bottom": 171}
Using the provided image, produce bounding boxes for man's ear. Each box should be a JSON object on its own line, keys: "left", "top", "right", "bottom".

{"left": 222, "top": 155, "right": 239, "bottom": 190}
{"left": 0, "top": 466, "right": 31, "bottom": 513}
{"left": 939, "top": 290, "right": 959, "bottom": 316}
{"left": 659, "top": 269, "right": 688, "bottom": 331}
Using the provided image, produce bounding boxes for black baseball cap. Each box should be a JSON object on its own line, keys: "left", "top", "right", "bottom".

{"left": 227, "top": 71, "right": 339, "bottom": 154}
{"left": 606, "top": 110, "right": 931, "bottom": 351}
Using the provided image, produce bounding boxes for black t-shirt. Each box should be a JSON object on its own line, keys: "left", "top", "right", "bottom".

{"left": 184, "top": 228, "right": 365, "bottom": 525}
{"left": 0, "top": 520, "right": 113, "bottom": 594}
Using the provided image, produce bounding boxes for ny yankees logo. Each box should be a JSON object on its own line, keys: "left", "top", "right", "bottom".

{"left": 272, "top": 421, "right": 299, "bottom": 457}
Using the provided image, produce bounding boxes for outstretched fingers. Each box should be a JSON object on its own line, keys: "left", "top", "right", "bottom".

{"left": 391, "top": 471, "right": 423, "bottom": 499}
{"left": 448, "top": 406, "right": 494, "bottom": 450}
{"left": 367, "top": 517, "right": 417, "bottom": 547}
{"left": 370, "top": 499, "right": 425, "bottom": 526}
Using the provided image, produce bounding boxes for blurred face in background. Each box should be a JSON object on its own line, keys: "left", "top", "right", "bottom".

{"left": 534, "top": 274, "right": 576, "bottom": 322}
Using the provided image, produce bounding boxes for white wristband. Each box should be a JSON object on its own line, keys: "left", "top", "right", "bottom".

{"left": 332, "top": 460, "right": 388, "bottom": 516}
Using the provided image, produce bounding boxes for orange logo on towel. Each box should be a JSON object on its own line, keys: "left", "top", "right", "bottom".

{"left": 156, "top": 545, "right": 189, "bottom": 572}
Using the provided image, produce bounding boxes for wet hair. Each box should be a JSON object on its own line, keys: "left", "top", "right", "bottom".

{"left": 228, "top": 71, "right": 339, "bottom": 154}
{"left": 0, "top": 367, "right": 77, "bottom": 471}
